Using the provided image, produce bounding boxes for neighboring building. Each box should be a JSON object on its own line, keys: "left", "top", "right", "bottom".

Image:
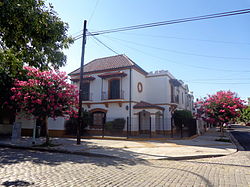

{"left": 69, "top": 54, "right": 194, "bottom": 136}
{"left": 7, "top": 54, "right": 194, "bottom": 137}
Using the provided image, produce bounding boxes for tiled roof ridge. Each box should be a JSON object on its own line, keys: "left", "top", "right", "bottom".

{"left": 90, "top": 54, "right": 125, "bottom": 64}
{"left": 123, "top": 55, "right": 148, "bottom": 75}
{"left": 69, "top": 54, "right": 148, "bottom": 75}
{"left": 68, "top": 54, "right": 125, "bottom": 75}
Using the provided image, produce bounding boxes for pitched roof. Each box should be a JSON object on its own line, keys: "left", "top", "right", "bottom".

{"left": 133, "top": 101, "right": 165, "bottom": 110}
{"left": 69, "top": 54, "right": 147, "bottom": 75}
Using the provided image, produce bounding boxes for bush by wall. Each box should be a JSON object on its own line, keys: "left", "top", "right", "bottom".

{"left": 64, "top": 110, "right": 92, "bottom": 135}
{"left": 105, "top": 118, "right": 125, "bottom": 132}
{"left": 173, "top": 110, "right": 193, "bottom": 129}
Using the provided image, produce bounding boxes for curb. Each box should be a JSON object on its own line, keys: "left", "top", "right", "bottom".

{"left": 158, "top": 154, "right": 227, "bottom": 161}
{"left": 84, "top": 135, "right": 200, "bottom": 141}
{"left": 228, "top": 132, "right": 245, "bottom": 151}
{"left": 0, "top": 143, "right": 231, "bottom": 161}
{"left": 0, "top": 144, "right": 118, "bottom": 159}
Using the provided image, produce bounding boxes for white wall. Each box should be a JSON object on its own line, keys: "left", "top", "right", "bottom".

{"left": 131, "top": 69, "right": 147, "bottom": 102}
{"left": 145, "top": 75, "right": 169, "bottom": 104}
{"left": 16, "top": 115, "right": 66, "bottom": 130}
{"left": 48, "top": 117, "right": 65, "bottom": 130}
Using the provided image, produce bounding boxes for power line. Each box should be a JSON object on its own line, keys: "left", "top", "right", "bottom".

{"left": 88, "top": 0, "right": 101, "bottom": 25}
{"left": 100, "top": 34, "right": 250, "bottom": 73}
{"left": 186, "top": 78, "right": 250, "bottom": 81}
{"left": 115, "top": 32, "right": 250, "bottom": 46}
{"left": 88, "top": 31, "right": 119, "bottom": 55}
{"left": 187, "top": 82, "right": 250, "bottom": 84}
{"left": 87, "top": 9, "right": 250, "bottom": 36}
{"left": 102, "top": 35, "right": 250, "bottom": 60}
{"left": 73, "top": 8, "right": 250, "bottom": 40}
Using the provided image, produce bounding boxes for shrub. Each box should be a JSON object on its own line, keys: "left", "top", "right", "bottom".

{"left": 173, "top": 110, "right": 193, "bottom": 129}
{"left": 105, "top": 118, "right": 125, "bottom": 132}
{"left": 64, "top": 110, "right": 92, "bottom": 135}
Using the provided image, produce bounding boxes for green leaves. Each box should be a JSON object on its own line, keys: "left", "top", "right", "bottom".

{"left": 0, "top": 0, "right": 73, "bottom": 70}
{"left": 173, "top": 110, "right": 193, "bottom": 128}
{"left": 238, "top": 106, "right": 250, "bottom": 124}
{"left": 0, "top": 0, "right": 73, "bottom": 107}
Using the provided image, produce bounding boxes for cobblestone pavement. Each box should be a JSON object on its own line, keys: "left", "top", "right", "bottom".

{"left": 0, "top": 148, "right": 249, "bottom": 187}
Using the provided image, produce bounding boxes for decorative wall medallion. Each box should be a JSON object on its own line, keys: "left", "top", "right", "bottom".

{"left": 137, "top": 82, "right": 143, "bottom": 93}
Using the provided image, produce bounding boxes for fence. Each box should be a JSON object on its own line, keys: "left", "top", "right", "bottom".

{"left": 65, "top": 117, "right": 198, "bottom": 139}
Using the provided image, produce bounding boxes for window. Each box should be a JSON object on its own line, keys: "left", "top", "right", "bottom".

{"left": 182, "top": 92, "right": 184, "bottom": 104}
{"left": 82, "top": 82, "right": 90, "bottom": 101}
{"left": 92, "top": 112, "right": 105, "bottom": 126}
{"left": 109, "top": 79, "right": 120, "bottom": 99}
{"left": 170, "top": 85, "right": 174, "bottom": 103}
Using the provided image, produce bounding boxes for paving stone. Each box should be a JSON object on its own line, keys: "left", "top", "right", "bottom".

{"left": 0, "top": 148, "right": 249, "bottom": 187}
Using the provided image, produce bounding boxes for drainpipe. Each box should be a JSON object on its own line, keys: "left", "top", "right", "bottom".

{"left": 129, "top": 68, "right": 132, "bottom": 136}
{"left": 162, "top": 109, "right": 165, "bottom": 136}
{"left": 101, "top": 78, "right": 103, "bottom": 100}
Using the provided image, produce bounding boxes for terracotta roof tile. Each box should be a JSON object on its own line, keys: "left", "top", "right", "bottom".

{"left": 69, "top": 54, "right": 147, "bottom": 75}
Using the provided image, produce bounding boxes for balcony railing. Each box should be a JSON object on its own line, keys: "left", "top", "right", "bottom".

{"left": 101, "top": 90, "right": 124, "bottom": 100}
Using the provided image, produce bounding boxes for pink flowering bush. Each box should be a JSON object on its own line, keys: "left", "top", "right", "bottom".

{"left": 195, "top": 91, "right": 245, "bottom": 125}
{"left": 11, "top": 66, "right": 79, "bottom": 144}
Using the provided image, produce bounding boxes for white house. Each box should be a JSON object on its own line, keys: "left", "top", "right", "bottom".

{"left": 8, "top": 54, "right": 194, "bottom": 137}
{"left": 68, "top": 54, "right": 194, "bottom": 136}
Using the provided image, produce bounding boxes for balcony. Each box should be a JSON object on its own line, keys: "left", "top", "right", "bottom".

{"left": 101, "top": 90, "right": 124, "bottom": 100}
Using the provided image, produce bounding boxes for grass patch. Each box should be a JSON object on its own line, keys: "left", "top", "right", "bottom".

{"left": 215, "top": 138, "right": 231, "bottom": 143}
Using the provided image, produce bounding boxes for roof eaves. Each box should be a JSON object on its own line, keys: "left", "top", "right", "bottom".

{"left": 123, "top": 55, "right": 148, "bottom": 75}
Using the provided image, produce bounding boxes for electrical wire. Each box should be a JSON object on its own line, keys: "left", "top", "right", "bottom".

{"left": 73, "top": 9, "right": 250, "bottom": 40}
{"left": 115, "top": 32, "right": 250, "bottom": 46}
{"left": 186, "top": 78, "right": 250, "bottom": 81}
{"left": 88, "top": 31, "right": 119, "bottom": 55}
{"left": 102, "top": 35, "right": 250, "bottom": 60}
{"left": 88, "top": 0, "right": 100, "bottom": 25}
{"left": 99, "top": 34, "right": 250, "bottom": 73}
{"left": 88, "top": 9, "right": 250, "bottom": 36}
{"left": 187, "top": 82, "right": 250, "bottom": 84}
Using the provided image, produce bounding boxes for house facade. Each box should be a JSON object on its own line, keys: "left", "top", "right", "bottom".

{"left": 69, "top": 54, "right": 194, "bottom": 136}
{"left": 2, "top": 54, "right": 194, "bottom": 137}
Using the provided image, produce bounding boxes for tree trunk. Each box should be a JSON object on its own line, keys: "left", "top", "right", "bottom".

{"left": 220, "top": 123, "right": 224, "bottom": 138}
{"left": 44, "top": 116, "right": 49, "bottom": 145}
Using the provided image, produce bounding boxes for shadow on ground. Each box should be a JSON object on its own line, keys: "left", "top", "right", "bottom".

{"left": 0, "top": 147, "right": 148, "bottom": 168}
{"left": 2, "top": 180, "right": 34, "bottom": 187}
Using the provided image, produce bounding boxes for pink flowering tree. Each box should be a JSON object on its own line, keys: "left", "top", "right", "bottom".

{"left": 195, "top": 91, "right": 245, "bottom": 132}
{"left": 11, "top": 66, "right": 79, "bottom": 145}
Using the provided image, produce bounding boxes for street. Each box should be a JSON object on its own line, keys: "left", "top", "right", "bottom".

{"left": 0, "top": 147, "right": 249, "bottom": 187}
{"left": 231, "top": 125, "right": 250, "bottom": 151}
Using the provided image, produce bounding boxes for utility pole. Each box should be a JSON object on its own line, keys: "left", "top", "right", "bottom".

{"left": 77, "top": 20, "right": 87, "bottom": 145}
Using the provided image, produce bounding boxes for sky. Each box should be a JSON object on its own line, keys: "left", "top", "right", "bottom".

{"left": 48, "top": 0, "right": 250, "bottom": 101}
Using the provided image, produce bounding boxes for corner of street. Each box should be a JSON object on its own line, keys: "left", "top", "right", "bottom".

{"left": 1, "top": 125, "right": 250, "bottom": 186}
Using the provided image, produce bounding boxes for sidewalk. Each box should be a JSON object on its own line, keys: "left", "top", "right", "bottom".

{"left": 0, "top": 128, "right": 237, "bottom": 160}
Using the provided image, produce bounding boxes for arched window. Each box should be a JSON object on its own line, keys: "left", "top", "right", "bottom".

{"left": 92, "top": 112, "right": 106, "bottom": 127}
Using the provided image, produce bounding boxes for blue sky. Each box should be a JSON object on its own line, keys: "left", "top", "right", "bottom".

{"left": 48, "top": 0, "right": 250, "bottom": 101}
